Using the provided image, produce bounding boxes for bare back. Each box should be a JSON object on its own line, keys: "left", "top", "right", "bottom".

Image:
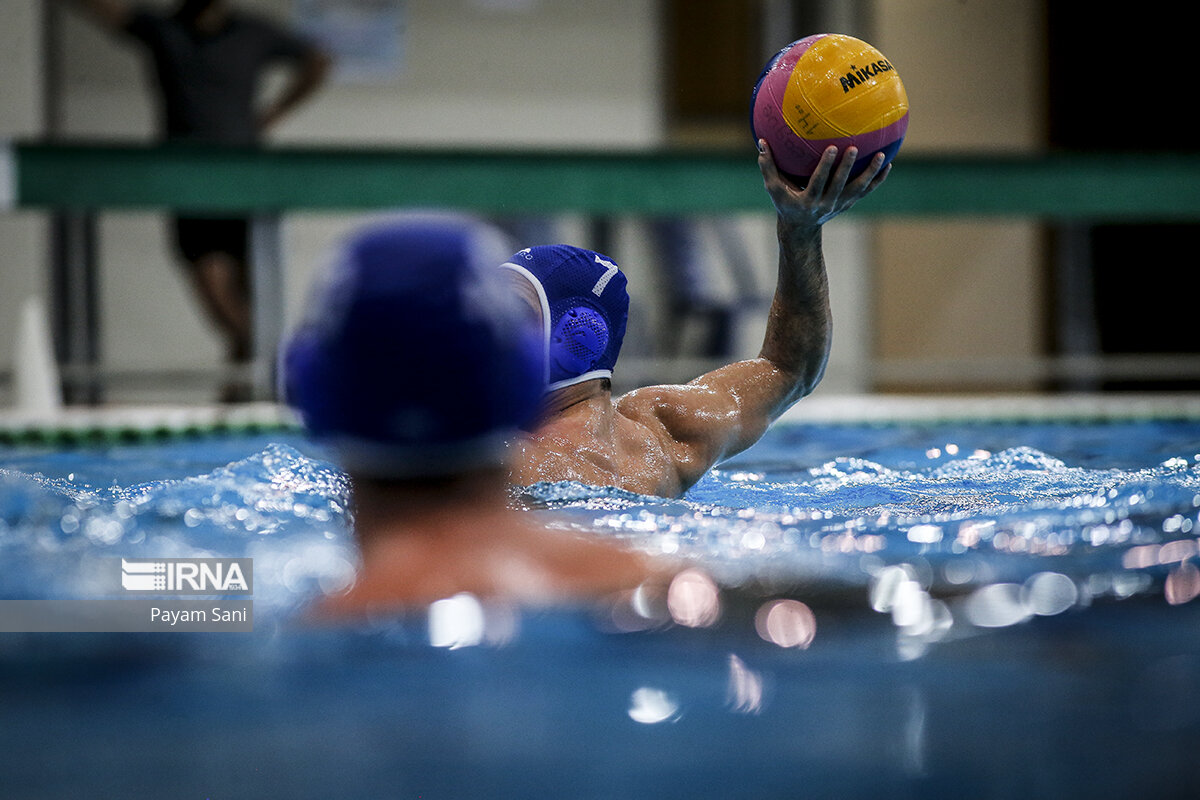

{"left": 510, "top": 360, "right": 796, "bottom": 497}
{"left": 511, "top": 389, "right": 684, "bottom": 496}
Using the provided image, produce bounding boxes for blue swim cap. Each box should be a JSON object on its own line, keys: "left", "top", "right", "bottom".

{"left": 500, "top": 245, "right": 629, "bottom": 391}
{"left": 281, "top": 213, "right": 543, "bottom": 478}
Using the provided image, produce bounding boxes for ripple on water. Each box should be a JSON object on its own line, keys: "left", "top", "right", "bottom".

{"left": 2, "top": 432, "right": 1199, "bottom": 620}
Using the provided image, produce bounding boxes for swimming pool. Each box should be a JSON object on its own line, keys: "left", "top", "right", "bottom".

{"left": 2, "top": 399, "right": 1200, "bottom": 797}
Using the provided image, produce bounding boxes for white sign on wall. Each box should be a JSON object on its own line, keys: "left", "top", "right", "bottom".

{"left": 294, "top": 0, "right": 407, "bottom": 84}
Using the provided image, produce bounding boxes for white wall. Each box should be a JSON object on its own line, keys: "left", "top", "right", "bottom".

{"left": 873, "top": 0, "right": 1047, "bottom": 391}
{"left": 57, "top": 0, "right": 664, "bottom": 147}
{"left": 3, "top": 0, "right": 670, "bottom": 404}
{"left": 1, "top": 1, "right": 50, "bottom": 406}
{"left": 2, "top": 0, "right": 1041, "bottom": 406}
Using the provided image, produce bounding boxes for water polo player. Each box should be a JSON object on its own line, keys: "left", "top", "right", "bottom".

{"left": 282, "top": 213, "right": 663, "bottom": 612}
{"left": 505, "top": 142, "right": 890, "bottom": 498}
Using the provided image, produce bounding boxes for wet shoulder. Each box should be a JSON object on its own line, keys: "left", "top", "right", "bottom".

{"left": 615, "top": 382, "right": 734, "bottom": 438}
{"left": 612, "top": 397, "right": 684, "bottom": 495}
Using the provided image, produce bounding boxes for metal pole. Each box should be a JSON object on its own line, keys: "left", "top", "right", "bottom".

{"left": 249, "top": 213, "right": 283, "bottom": 401}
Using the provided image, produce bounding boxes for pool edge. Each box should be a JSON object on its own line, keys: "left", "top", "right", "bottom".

{"left": 0, "top": 401, "right": 300, "bottom": 444}
{"left": 780, "top": 392, "right": 1200, "bottom": 424}
{"left": 2, "top": 393, "right": 1199, "bottom": 444}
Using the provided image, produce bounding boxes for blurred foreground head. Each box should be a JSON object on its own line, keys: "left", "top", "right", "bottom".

{"left": 281, "top": 213, "right": 542, "bottom": 478}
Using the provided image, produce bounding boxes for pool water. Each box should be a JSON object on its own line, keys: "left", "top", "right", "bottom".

{"left": 2, "top": 418, "right": 1200, "bottom": 797}
{"left": 531, "top": 419, "right": 1200, "bottom": 606}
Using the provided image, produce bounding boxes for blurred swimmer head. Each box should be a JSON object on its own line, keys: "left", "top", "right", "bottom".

{"left": 281, "top": 212, "right": 543, "bottom": 478}
{"left": 499, "top": 245, "right": 629, "bottom": 391}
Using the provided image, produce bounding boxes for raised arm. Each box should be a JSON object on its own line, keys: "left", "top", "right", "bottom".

{"left": 756, "top": 140, "right": 890, "bottom": 401}
{"left": 619, "top": 142, "right": 889, "bottom": 490}
{"left": 258, "top": 46, "right": 332, "bottom": 133}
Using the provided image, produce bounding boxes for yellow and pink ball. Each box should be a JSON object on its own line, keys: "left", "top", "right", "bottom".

{"left": 751, "top": 33, "right": 909, "bottom": 186}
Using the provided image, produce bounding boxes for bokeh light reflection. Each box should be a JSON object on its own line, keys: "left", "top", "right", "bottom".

{"left": 628, "top": 687, "right": 679, "bottom": 724}
{"left": 667, "top": 568, "right": 721, "bottom": 628}
{"left": 906, "top": 524, "right": 943, "bottom": 544}
{"left": 1165, "top": 561, "right": 1200, "bottom": 605}
{"left": 962, "top": 583, "right": 1031, "bottom": 628}
{"left": 605, "top": 582, "right": 671, "bottom": 633}
{"left": 1020, "top": 571, "right": 1078, "bottom": 616}
{"left": 754, "top": 599, "right": 816, "bottom": 648}
{"left": 870, "top": 564, "right": 917, "bottom": 613}
{"left": 428, "top": 593, "right": 485, "bottom": 649}
{"left": 1158, "top": 539, "right": 1197, "bottom": 564}
{"left": 726, "top": 654, "right": 764, "bottom": 714}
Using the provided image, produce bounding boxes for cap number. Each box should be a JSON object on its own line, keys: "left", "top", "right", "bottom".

{"left": 591, "top": 256, "right": 619, "bottom": 296}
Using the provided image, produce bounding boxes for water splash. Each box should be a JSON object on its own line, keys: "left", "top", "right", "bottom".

{"left": 0, "top": 443, "right": 356, "bottom": 613}
{"left": 2, "top": 426, "right": 1199, "bottom": 624}
{"left": 523, "top": 442, "right": 1200, "bottom": 598}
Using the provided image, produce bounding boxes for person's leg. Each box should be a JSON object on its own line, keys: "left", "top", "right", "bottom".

{"left": 188, "top": 250, "right": 252, "bottom": 364}
{"left": 174, "top": 217, "right": 254, "bottom": 401}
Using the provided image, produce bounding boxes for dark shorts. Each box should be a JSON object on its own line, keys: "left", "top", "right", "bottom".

{"left": 173, "top": 217, "right": 250, "bottom": 264}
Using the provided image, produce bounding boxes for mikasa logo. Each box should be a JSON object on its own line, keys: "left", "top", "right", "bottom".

{"left": 120, "top": 558, "right": 252, "bottom": 594}
{"left": 839, "top": 60, "right": 895, "bottom": 93}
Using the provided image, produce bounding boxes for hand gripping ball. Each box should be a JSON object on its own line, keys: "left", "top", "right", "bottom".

{"left": 751, "top": 33, "right": 909, "bottom": 186}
